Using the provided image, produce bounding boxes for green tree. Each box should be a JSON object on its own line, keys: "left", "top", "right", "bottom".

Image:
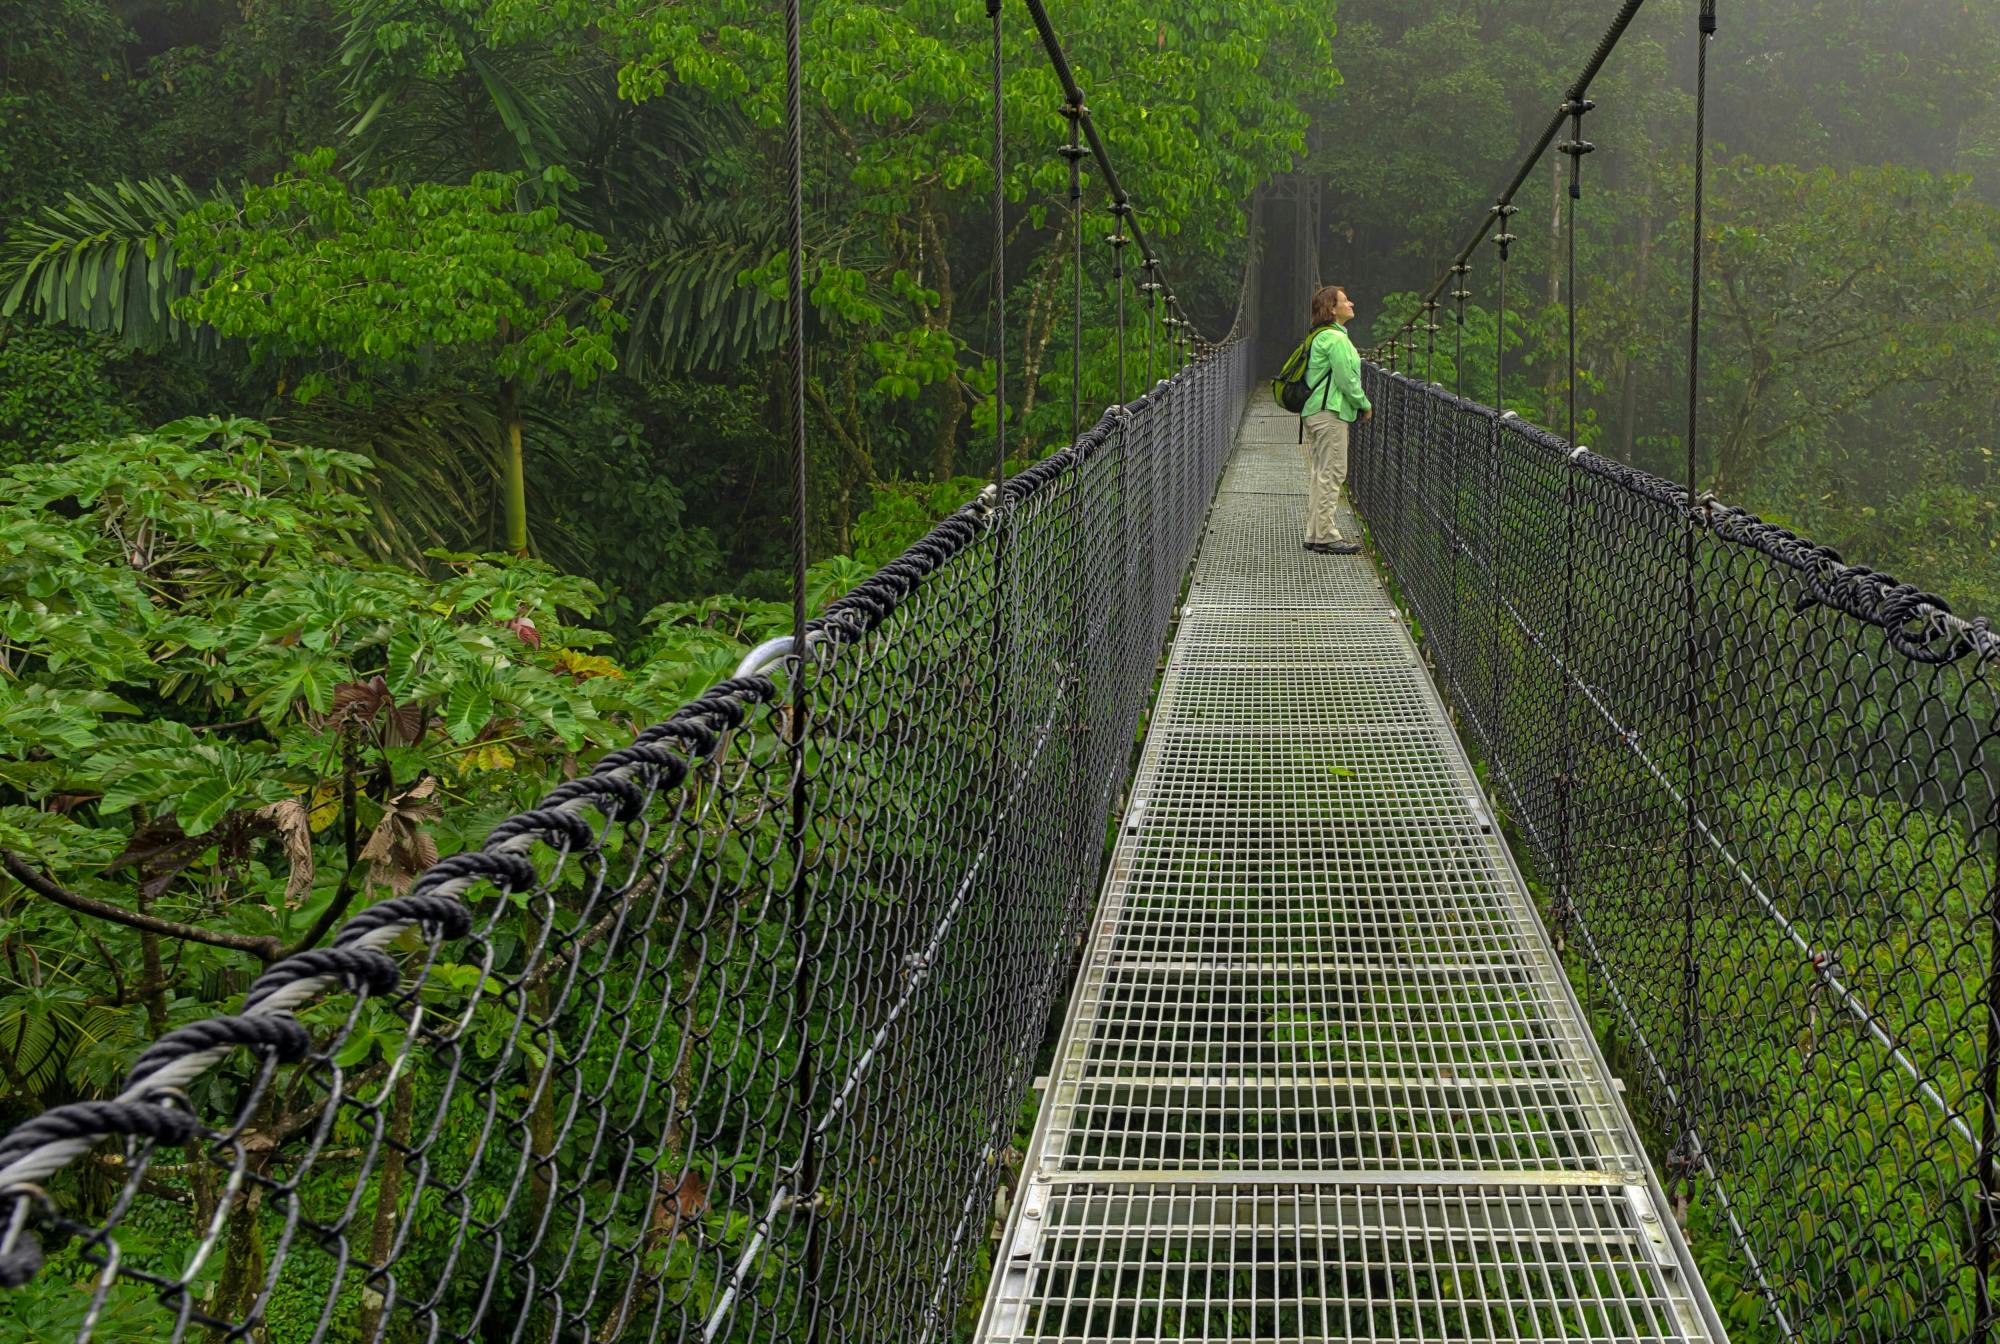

{"left": 1698, "top": 161, "right": 2000, "bottom": 499}
{"left": 174, "top": 148, "right": 622, "bottom": 553}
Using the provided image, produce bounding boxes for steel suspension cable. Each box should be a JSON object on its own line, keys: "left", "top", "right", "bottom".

{"left": 1490, "top": 203, "right": 1516, "bottom": 409}
{"left": 1552, "top": 98, "right": 1593, "bottom": 949}
{"left": 990, "top": 0, "right": 1006, "bottom": 482}
{"left": 1673, "top": 0, "right": 1718, "bottom": 1222}
{"left": 1109, "top": 210, "right": 1129, "bottom": 402}
{"left": 1064, "top": 99, "right": 1083, "bottom": 444}
{"left": 779, "top": 0, "right": 821, "bottom": 1324}
{"left": 1370, "top": 0, "right": 1651, "bottom": 358}
{"left": 1017, "top": 0, "right": 1204, "bottom": 347}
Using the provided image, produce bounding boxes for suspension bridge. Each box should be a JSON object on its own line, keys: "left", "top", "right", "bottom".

{"left": 1, "top": 0, "right": 1997, "bottom": 1341}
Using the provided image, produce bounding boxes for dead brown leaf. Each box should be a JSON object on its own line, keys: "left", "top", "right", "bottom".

{"left": 358, "top": 776, "right": 441, "bottom": 895}
{"left": 255, "top": 798, "right": 315, "bottom": 910}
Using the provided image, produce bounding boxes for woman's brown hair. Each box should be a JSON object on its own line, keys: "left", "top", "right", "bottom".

{"left": 1310, "top": 285, "right": 1346, "bottom": 326}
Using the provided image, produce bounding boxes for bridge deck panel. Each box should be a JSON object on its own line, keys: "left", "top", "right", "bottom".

{"left": 976, "top": 394, "right": 1725, "bottom": 1342}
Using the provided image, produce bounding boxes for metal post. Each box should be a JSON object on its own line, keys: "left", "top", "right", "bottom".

{"left": 1142, "top": 260, "right": 1158, "bottom": 387}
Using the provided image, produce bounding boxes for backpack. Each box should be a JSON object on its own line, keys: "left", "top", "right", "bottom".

{"left": 1271, "top": 323, "right": 1337, "bottom": 413}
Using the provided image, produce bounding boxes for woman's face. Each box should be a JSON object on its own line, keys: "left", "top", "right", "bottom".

{"left": 1333, "top": 289, "right": 1355, "bottom": 323}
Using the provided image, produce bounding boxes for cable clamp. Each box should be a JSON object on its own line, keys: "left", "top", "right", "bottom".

{"left": 1569, "top": 444, "right": 1591, "bottom": 461}
{"left": 1056, "top": 143, "right": 1087, "bottom": 162}
{"left": 1104, "top": 233, "right": 1129, "bottom": 248}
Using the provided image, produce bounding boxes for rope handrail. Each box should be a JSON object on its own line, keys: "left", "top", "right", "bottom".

{"left": 1370, "top": 369, "right": 1995, "bottom": 660}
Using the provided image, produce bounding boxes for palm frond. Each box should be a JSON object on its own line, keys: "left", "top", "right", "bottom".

{"left": 0, "top": 176, "right": 230, "bottom": 348}
{"left": 277, "top": 388, "right": 589, "bottom": 573}
{"left": 606, "top": 200, "right": 787, "bottom": 381}
{"left": 335, "top": 1, "right": 589, "bottom": 186}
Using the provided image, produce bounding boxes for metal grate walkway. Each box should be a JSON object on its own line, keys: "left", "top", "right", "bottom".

{"left": 975, "top": 394, "right": 1729, "bottom": 1342}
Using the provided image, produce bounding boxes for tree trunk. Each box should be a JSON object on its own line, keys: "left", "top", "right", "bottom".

{"left": 1017, "top": 254, "right": 1064, "bottom": 457}
{"left": 922, "top": 204, "right": 961, "bottom": 481}
{"left": 500, "top": 379, "right": 528, "bottom": 555}
{"left": 1712, "top": 375, "right": 1764, "bottom": 500}
{"left": 1548, "top": 154, "right": 1563, "bottom": 306}
{"left": 528, "top": 979, "right": 558, "bottom": 1223}
{"left": 1615, "top": 192, "right": 1656, "bottom": 465}
{"left": 358, "top": 1074, "right": 414, "bottom": 1343}
{"left": 204, "top": 1177, "right": 268, "bottom": 1344}
{"left": 134, "top": 891, "right": 168, "bottom": 1037}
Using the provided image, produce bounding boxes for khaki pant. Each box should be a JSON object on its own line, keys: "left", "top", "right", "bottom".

{"left": 1299, "top": 411, "right": 1350, "bottom": 544}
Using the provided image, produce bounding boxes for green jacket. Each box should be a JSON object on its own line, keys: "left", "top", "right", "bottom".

{"left": 1302, "top": 323, "right": 1371, "bottom": 421}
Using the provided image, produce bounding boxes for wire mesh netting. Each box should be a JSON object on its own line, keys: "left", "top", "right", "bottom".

{"left": 1351, "top": 365, "right": 2000, "bottom": 1343}
{"left": 0, "top": 346, "right": 1253, "bottom": 1343}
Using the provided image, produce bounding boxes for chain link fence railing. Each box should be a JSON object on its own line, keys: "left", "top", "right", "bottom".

{"left": 1352, "top": 364, "right": 2000, "bottom": 1343}
{"left": 0, "top": 342, "right": 1254, "bottom": 1343}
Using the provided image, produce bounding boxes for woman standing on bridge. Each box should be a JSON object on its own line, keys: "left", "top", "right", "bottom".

{"left": 1300, "top": 285, "right": 1372, "bottom": 555}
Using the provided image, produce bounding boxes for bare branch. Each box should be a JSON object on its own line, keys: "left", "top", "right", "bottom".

{"left": 1, "top": 850, "right": 283, "bottom": 962}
